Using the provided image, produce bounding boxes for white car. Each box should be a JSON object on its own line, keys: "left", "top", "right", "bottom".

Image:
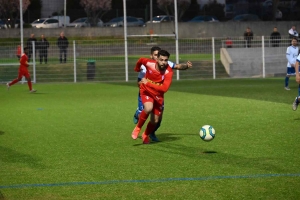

{"left": 67, "top": 17, "right": 103, "bottom": 28}
{"left": 31, "top": 18, "right": 59, "bottom": 28}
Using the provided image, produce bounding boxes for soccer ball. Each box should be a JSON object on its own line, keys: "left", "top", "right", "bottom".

{"left": 199, "top": 125, "right": 215, "bottom": 141}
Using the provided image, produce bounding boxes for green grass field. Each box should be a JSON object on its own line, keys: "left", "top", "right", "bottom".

{"left": 1, "top": 78, "right": 300, "bottom": 200}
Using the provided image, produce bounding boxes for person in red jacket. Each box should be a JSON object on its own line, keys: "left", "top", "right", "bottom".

{"left": 7, "top": 47, "right": 37, "bottom": 93}
{"left": 131, "top": 50, "right": 173, "bottom": 144}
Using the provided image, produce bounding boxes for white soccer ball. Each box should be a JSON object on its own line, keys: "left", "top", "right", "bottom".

{"left": 199, "top": 125, "right": 215, "bottom": 141}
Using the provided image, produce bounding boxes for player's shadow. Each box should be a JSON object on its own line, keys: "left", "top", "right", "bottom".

{"left": 133, "top": 133, "right": 195, "bottom": 146}
{"left": 0, "top": 131, "right": 4, "bottom": 135}
{"left": 0, "top": 190, "right": 5, "bottom": 200}
{"left": 0, "top": 146, "right": 45, "bottom": 169}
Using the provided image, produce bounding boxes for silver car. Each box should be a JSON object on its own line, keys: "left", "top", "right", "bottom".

{"left": 67, "top": 17, "right": 103, "bottom": 28}
{"left": 104, "top": 16, "right": 145, "bottom": 27}
{"left": 31, "top": 18, "right": 59, "bottom": 28}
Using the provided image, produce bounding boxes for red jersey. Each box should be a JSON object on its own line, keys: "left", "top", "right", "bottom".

{"left": 20, "top": 53, "right": 29, "bottom": 69}
{"left": 134, "top": 58, "right": 173, "bottom": 98}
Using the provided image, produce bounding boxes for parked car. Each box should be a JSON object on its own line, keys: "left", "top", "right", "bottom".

{"left": 147, "top": 15, "right": 174, "bottom": 23}
{"left": 104, "top": 16, "right": 145, "bottom": 27}
{"left": 6, "top": 19, "right": 24, "bottom": 28}
{"left": 31, "top": 18, "right": 59, "bottom": 28}
{"left": 0, "top": 19, "right": 7, "bottom": 29}
{"left": 230, "top": 14, "right": 261, "bottom": 22}
{"left": 51, "top": 16, "right": 70, "bottom": 27}
{"left": 67, "top": 17, "right": 103, "bottom": 28}
{"left": 188, "top": 16, "right": 219, "bottom": 22}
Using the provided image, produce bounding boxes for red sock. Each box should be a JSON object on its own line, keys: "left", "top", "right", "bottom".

{"left": 9, "top": 79, "right": 19, "bottom": 86}
{"left": 144, "top": 122, "right": 156, "bottom": 136}
{"left": 27, "top": 80, "right": 32, "bottom": 90}
{"left": 137, "top": 110, "right": 149, "bottom": 128}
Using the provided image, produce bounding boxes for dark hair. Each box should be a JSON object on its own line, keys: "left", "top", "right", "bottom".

{"left": 158, "top": 49, "right": 170, "bottom": 58}
{"left": 292, "top": 37, "right": 298, "bottom": 42}
{"left": 151, "top": 46, "right": 161, "bottom": 54}
{"left": 24, "top": 47, "right": 29, "bottom": 51}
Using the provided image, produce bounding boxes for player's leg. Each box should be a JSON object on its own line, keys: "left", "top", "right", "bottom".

{"left": 285, "top": 67, "right": 294, "bottom": 90}
{"left": 24, "top": 71, "right": 36, "bottom": 93}
{"left": 133, "top": 92, "right": 143, "bottom": 124}
{"left": 7, "top": 70, "right": 23, "bottom": 89}
{"left": 149, "top": 101, "right": 164, "bottom": 142}
{"left": 142, "top": 113, "right": 160, "bottom": 144}
{"left": 132, "top": 93, "right": 153, "bottom": 140}
{"left": 292, "top": 83, "right": 300, "bottom": 111}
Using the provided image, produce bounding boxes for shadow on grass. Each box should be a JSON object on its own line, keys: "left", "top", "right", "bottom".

{"left": 0, "top": 190, "right": 5, "bottom": 200}
{"left": 0, "top": 131, "right": 4, "bottom": 135}
{"left": 108, "top": 78, "right": 295, "bottom": 105}
{"left": 0, "top": 146, "right": 45, "bottom": 169}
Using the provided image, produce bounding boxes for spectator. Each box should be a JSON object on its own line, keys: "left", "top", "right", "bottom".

{"left": 244, "top": 27, "right": 253, "bottom": 48}
{"left": 26, "top": 33, "right": 37, "bottom": 62}
{"left": 270, "top": 27, "right": 281, "bottom": 47}
{"left": 225, "top": 37, "right": 233, "bottom": 48}
{"left": 57, "top": 32, "right": 69, "bottom": 63}
{"left": 38, "top": 34, "right": 49, "bottom": 64}
{"left": 289, "top": 26, "right": 299, "bottom": 38}
{"left": 16, "top": 45, "right": 21, "bottom": 60}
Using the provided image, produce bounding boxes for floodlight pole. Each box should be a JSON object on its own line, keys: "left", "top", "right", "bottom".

{"left": 64, "top": 0, "right": 67, "bottom": 27}
{"left": 20, "top": 0, "right": 24, "bottom": 54}
{"left": 123, "top": 0, "right": 128, "bottom": 82}
{"left": 174, "top": 0, "right": 179, "bottom": 80}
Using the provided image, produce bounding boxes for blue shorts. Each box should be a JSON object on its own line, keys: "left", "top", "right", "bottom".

{"left": 287, "top": 67, "right": 296, "bottom": 75}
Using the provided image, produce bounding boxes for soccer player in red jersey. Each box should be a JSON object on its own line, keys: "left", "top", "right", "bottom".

{"left": 131, "top": 50, "right": 173, "bottom": 144}
{"left": 6, "top": 47, "right": 37, "bottom": 93}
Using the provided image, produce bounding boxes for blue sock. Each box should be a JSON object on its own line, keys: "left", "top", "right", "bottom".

{"left": 285, "top": 77, "right": 289, "bottom": 87}
{"left": 298, "top": 84, "right": 300, "bottom": 97}
{"left": 134, "top": 109, "right": 141, "bottom": 118}
{"left": 152, "top": 120, "right": 161, "bottom": 134}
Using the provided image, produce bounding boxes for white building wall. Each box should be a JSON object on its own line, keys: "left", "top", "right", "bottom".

{"left": 41, "top": 0, "right": 64, "bottom": 18}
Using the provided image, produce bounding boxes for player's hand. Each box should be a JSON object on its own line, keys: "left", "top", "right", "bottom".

{"left": 140, "top": 78, "right": 148, "bottom": 84}
{"left": 296, "top": 75, "right": 300, "bottom": 84}
{"left": 186, "top": 61, "right": 192, "bottom": 68}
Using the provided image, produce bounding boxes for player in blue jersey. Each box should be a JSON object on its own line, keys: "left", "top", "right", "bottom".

{"left": 133, "top": 46, "right": 192, "bottom": 142}
{"left": 292, "top": 52, "right": 300, "bottom": 110}
{"left": 285, "top": 37, "right": 299, "bottom": 90}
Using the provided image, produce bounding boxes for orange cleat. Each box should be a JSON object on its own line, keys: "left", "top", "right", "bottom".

{"left": 142, "top": 132, "right": 150, "bottom": 144}
{"left": 131, "top": 126, "right": 141, "bottom": 140}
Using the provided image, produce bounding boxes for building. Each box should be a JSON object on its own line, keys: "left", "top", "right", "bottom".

{"left": 41, "top": 0, "right": 64, "bottom": 18}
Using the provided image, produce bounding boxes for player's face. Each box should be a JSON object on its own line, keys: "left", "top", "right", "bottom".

{"left": 156, "top": 55, "right": 169, "bottom": 70}
{"left": 150, "top": 50, "right": 159, "bottom": 60}
{"left": 292, "top": 39, "right": 298, "bottom": 46}
{"left": 24, "top": 48, "right": 29, "bottom": 55}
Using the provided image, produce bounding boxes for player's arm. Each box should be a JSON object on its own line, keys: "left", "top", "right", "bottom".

{"left": 20, "top": 56, "right": 29, "bottom": 67}
{"left": 173, "top": 61, "right": 193, "bottom": 70}
{"left": 141, "top": 71, "right": 173, "bottom": 93}
{"left": 296, "top": 59, "right": 300, "bottom": 83}
{"left": 134, "top": 58, "right": 149, "bottom": 72}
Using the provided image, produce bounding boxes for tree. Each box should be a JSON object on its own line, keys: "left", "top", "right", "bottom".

{"left": 156, "top": 0, "right": 191, "bottom": 21}
{"left": 0, "top": 0, "right": 30, "bottom": 27}
{"left": 202, "top": 0, "right": 225, "bottom": 21}
{"left": 80, "top": 0, "right": 112, "bottom": 26}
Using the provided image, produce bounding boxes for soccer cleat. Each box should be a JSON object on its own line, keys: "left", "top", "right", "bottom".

{"left": 292, "top": 97, "right": 299, "bottom": 111}
{"left": 30, "top": 89, "right": 37, "bottom": 93}
{"left": 133, "top": 113, "right": 139, "bottom": 124}
{"left": 149, "top": 132, "right": 160, "bottom": 142}
{"left": 284, "top": 87, "right": 291, "bottom": 90}
{"left": 142, "top": 132, "right": 150, "bottom": 144}
{"left": 6, "top": 83, "right": 10, "bottom": 90}
{"left": 131, "top": 126, "right": 141, "bottom": 140}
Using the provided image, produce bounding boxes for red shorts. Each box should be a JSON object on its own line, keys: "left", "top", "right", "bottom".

{"left": 140, "top": 89, "right": 164, "bottom": 116}
{"left": 18, "top": 67, "right": 30, "bottom": 79}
